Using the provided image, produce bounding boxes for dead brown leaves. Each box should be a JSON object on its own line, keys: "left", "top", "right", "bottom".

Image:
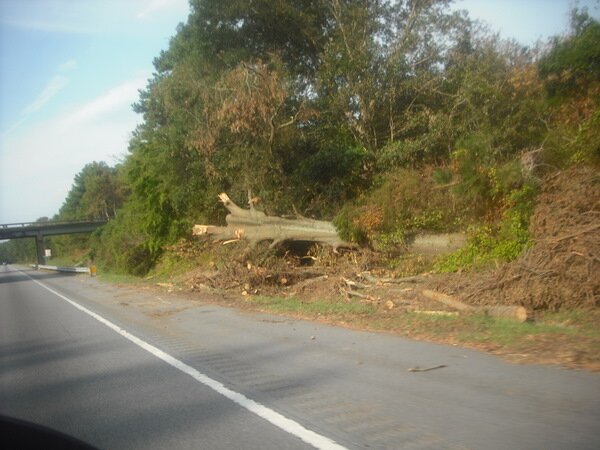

{"left": 441, "top": 166, "right": 600, "bottom": 312}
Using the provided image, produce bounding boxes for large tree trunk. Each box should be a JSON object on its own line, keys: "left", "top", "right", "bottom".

{"left": 193, "top": 193, "right": 351, "bottom": 248}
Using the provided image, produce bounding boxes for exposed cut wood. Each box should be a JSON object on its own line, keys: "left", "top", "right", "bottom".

{"left": 422, "top": 289, "right": 473, "bottom": 312}
{"left": 413, "top": 310, "right": 459, "bottom": 317}
{"left": 193, "top": 193, "right": 352, "bottom": 248}
{"left": 483, "top": 305, "right": 529, "bottom": 322}
{"left": 358, "top": 272, "right": 424, "bottom": 284}
{"left": 421, "top": 289, "right": 528, "bottom": 322}
{"left": 343, "top": 289, "right": 378, "bottom": 302}
{"left": 342, "top": 277, "right": 370, "bottom": 290}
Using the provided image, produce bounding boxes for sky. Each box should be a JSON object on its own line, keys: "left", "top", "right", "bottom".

{"left": 0, "top": 0, "right": 599, "bottom": 224}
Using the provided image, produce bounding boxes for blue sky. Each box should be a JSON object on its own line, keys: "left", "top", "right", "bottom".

{"left": 0, "top": 0, "right": 598, "bottom": 224}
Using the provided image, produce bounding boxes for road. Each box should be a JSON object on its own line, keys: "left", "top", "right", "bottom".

{"left": 1, "top": 264, "right": 599, "bottom": 449}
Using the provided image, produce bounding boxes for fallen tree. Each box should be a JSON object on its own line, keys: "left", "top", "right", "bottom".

{"left": 193, "top": 193, "right": 352, "bottom": 248}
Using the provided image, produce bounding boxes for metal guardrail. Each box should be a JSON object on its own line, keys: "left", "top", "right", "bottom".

{"left": 1, "top": 219, "right": 107, "bottom": 229}
{"left": 32, "top": 264, "right": 91, "bottom": 274}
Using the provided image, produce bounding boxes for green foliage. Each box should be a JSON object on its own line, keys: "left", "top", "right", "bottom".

{"left": 451, "top": 134, "right": 529, "bottom": 216}
{"left": 50, "top": 161, "right": 128, "bottom": 261}
{"left": 91, "top": 202, "right": 161, "bottom": 276}
{"left": 432, "top": 167, "right": 453, "bottom": 185}
{"left": 0, "top": 238, "right": 36, "bottom": 264}
{"left": 538, "top": 12, "right": 600, "bottom": 100}
{"left": 543, "top": 98, "right": 600, "bottom": 168}
{"left": 57, "top": 162, "right": 126, "bottom": 221}
{"left": 333, "top": 205, "right": 370, "bottom": 246}
{"left": 378, "top": 32, "right": 547, "bottom": 167}
{"left": 294, "top": 144, "right": 373, "bottom": 217}
{"left": 537, "top": 11, "right": 600, "bottom": 168}
{"left": 436, "top": 183, "right": 537, "bottom": 272}
{"left": 569, "top": 110, "right": 600, "bottom": 164}
{"left": 184, "top": 0, "right": 329, "bottom": 77}
{"left": 43, "top": 3, "right": 599, "bottom": 277}
{"left": 334, "top": 168, "right": 467, "bottom": 249}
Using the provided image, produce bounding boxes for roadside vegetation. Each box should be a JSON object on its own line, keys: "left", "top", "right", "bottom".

{"left": 1, "top": 1, "right": 598, "bottom": 369}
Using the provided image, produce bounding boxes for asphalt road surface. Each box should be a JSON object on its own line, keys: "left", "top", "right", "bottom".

{"left": 1, "top": 264, "right": 599, "bottom": 449}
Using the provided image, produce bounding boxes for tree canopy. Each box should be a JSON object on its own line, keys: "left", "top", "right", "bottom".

{"left": 6, "top": 1, "right": 595, "bottom": 273}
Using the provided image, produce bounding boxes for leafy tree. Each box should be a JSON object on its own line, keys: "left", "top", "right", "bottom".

{"left": 539, "top": 9, "right": 600, "bottom": 101}
{"left": 538, "top": 9, "right": 600, "bottom": 165}
{"left": 0, "top": 239, "right": 35, "bottom": 263}
{"left": 57, "top": 162, "right": 126, "bottom": 221}
{"left": 86, "top": 0, "right": 596, "bottom": 274}
{"left": 51, "top": 162, "right": 126, "bottom": 262}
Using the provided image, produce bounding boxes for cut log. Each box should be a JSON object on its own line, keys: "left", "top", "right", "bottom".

{"left": 413, "top": 310, "right": 459, "bottom": 317}
{"left": 421, "top": 289, "right": 528, "bottom": 322}
{"left": 421, "top": 289, "right": 474, "bottom": 312}
{"left": 358, "top": 273, "right": 424, "bottom": 284}
{"left": 482, "top": 305, "right": 529, "bottom": 323}
{"left": 193, "top": 193, "right": 352, "bottom": 248}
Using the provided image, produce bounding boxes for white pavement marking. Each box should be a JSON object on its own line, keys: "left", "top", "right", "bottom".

{"left": 22, "top": 270, "right": 347, "bottom": 450}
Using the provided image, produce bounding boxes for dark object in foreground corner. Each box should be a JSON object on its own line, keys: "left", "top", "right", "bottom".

{"left": 0, "top": 415, "right": 97, "bottom": 449}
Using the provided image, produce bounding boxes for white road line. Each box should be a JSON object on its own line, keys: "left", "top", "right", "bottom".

{"left": 22, "top": 270, "right": 347, "bottom": 450}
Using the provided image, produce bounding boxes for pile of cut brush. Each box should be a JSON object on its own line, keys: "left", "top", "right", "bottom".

{"left": 444, "top": 167, "right": 600, "bottom": 312}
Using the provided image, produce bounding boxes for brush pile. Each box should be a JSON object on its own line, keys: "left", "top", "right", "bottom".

{"left": 453, "top": 167, "right": 600, "bottom": 311}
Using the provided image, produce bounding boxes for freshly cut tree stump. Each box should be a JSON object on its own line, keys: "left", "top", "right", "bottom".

{"left": 193, "top": 193, "right": 352, "bottom": 248}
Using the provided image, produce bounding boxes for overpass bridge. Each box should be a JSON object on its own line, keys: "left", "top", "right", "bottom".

{"left": 0, "top": 220, "right": 108, "bottom": 264}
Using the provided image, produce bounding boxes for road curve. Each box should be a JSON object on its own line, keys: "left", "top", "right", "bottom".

{"left": 1, "top": 264, "right": 599, "bottom": 449}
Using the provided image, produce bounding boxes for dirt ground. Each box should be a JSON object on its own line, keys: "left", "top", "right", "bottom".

{"left": 153, "top": 167, "right": 600, "bottom": 371}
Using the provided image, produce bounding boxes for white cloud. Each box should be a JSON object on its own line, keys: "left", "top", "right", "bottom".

{"left": 21, "top": 75, "right": 69, "bottom": 115}
{"left": 0, "top": 117, "right": 28, "bottom": 138}
{"left": 60, "top": 76, "right": 147, "bottom": 129}
{"left": 1, "top": 0, "right": 188, "bottom": 33}
{"left": 0, "top": 76, "right": 147, "bottom": 223}
{"left": 2, "top": 60, "right": 76, "bottom": 136}
{"left": 58, "top": 59, "right": 78, "bottom": 72}
{"left": 1, "top": 0, "right": 104, "bottom": 34}
{"left": 136, "top": 0, "right": 188, "bottom": 20}
{"left": 0, "top": 17, "right": 90, "bottom": 34}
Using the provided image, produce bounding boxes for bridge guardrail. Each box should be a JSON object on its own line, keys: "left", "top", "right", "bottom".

{"left": 1, "top": 219, "right": 107, "bottom": 229}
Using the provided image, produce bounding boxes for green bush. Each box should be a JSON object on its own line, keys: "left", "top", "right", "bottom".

{"left": 543, "top": 109, "right": 600, "bottom": 168}
{"left": 333, "top": 205, "right": 371, "bottom": 246}
{"left": 293, "top": 144, "right": 374, "bottom": 217}
{"left": 334, "top": 168, "right": 467, "bottom": 248}
{"left": 435, "top": 182, "right": 537, "bottom": 272}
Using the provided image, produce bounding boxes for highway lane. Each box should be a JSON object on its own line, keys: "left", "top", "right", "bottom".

{"left": 0, "top": 265, "right": 321, "bottom": 449}
{"left": 2, "top": 264, "right": 600, "bottom": 449}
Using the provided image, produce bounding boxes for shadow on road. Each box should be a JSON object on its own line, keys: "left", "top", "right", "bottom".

{"left": 0, "top": 266, "right": 84, "bottom": 285}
